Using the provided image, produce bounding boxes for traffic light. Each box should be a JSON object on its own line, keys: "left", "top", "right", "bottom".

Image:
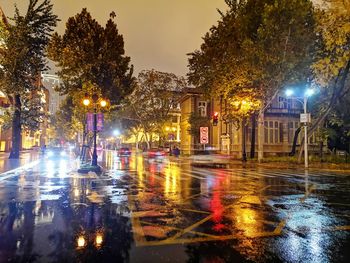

{"left": 213, "top": 112, "right": 219, "bottom": 126}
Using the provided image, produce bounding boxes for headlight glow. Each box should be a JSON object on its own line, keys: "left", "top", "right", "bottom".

{"left": 60, "top": 151, "right": 66, "bottom": 156}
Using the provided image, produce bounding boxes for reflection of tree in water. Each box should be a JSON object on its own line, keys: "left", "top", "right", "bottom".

{"left": 185, "top": 241, "right": 250, "bottom": 263}
{"left": 47, "top": 194, "right": 75, "bottom": 262}
{"left": 1, "top": 201, "right": 40, "bottom": 262}
{"left": 0, "top": 202, "right": 18, "bottom": 260}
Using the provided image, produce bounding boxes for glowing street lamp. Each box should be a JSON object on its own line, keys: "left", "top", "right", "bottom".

{"left": 285, "top": 87, "right": 315, "bottom": 168}
{"left": 81, "top": 92, "right": 107, "bottom": 172}
{"left": 83, "top": 98, "right": 91, "bottom": 106}
{"left": 113, "top": 129, "right": 120, "bottom": 136}
{"left": 100, "top": 99, "right": 107, "bottom": 107}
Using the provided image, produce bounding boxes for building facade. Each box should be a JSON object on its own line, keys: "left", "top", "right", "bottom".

{"left": 180, "top": 88, "right": 319, "bottom": 157}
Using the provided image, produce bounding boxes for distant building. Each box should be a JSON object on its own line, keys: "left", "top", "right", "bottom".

{"left": 179, "top": 88, "right": 320, "bottom": 157}
{"left": 41, "top": 73, "right": 65, "bottom": 115}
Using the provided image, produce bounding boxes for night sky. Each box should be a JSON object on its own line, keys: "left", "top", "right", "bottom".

{"left": 0, "top": 0, "right": 227, "bottom": 76}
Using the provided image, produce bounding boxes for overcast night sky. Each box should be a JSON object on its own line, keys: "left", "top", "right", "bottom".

{"left": 0, "top": 0, "right": 228, "bottom": 77}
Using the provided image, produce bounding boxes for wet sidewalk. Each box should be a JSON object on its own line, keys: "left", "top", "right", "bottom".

{"left": 0, "top": 150, "right": 40, "bottom": 174}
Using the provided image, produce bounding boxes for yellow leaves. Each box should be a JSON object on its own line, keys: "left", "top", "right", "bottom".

{"left": 313, "top": 0, "right": 350, "bottom": 85}
{"left": 227, "top": 95, "right": 262, "bottom": 118}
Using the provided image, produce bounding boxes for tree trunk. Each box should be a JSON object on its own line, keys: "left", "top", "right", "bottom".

{"left": 250, "top": 113, "right": 256, "bottom": 159}
{"left": 257, "top": 113, "right": 264, "bottom": 162}
{"left": 289, "top": 127, "right": 301, "bottom": 156}
{"left": 298, "top": 136, "right": 305, "bottom": 163}
{"left": 144, "top": 133, "right": 150, "bottom": 149}
{"left": 319, "top": 140, "right": 324, "bottom": 162}
{"left": 135, "top": 133, "right": 139, "bottom": 152}
{"left": 9, "top": 94, "right": 22, "bottom": 159}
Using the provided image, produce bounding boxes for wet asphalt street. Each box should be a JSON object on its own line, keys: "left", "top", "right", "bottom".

{"left": 0, "top": 151, "right": 349, "bottom": 263}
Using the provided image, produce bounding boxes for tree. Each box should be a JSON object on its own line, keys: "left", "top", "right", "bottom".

{"left": 307, "top": 0, "right": 350, "bottom": 143}
{"left": 0, "top": 0, "right": 58, "bottom": 159}
{"left": 48, "top": 9, "right": 135, "bottom": 148}
{"left": 51, "top": 96, "right": 78, "bottom": 143}
{"left": 289, "top": 0, "right": 350, "bottom": 162}
{"left": 188, "top": 0, "right": 317, "bottom": 160}
{"left": 48, "top": 8, "right": 135, "bottom": 105}
{"left": 123, "top": 70, "right": 186, "bottom": 148}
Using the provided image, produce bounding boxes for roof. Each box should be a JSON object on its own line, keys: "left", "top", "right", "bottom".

{"left": 179, "top": 87, "right": 204, "bottom": 103}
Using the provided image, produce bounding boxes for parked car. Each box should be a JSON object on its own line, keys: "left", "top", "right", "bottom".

{"left": 44, "top": 147, "right": 69, "bottom": 160}
{"left": 191, "top": 150, "right": 230, "bottom": 167}
{"left": 117, "top": 147, "right": 131, "bottom": 157}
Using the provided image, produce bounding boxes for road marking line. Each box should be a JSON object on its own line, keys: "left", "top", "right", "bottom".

{"left": 164, "top": 214, "right": 214, "bottom": 241}
{"left": 139, "top": 220, "right": 218, "bottom": 238}
{"left": 179, "top": 170, "right": 205, "bottom": 180}
{"left": 136, "top": 231, "right": 281, "bottom": 247}
{"left": 0, "top": 160, "right": 40, "bottom": 181}
{"left": 326, "top": 225, "right": 350, "bottom": 231}
{"left": 274, "top": 218, "right": 289, "bottom": 235}
{"left": 178, "top": 208, "right": 211, "bottom": 214}
{"left": 128, "top": 195, "right": 147, "bottom": 244}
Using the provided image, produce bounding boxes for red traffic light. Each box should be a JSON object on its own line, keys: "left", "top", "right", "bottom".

{"left": 213, "top": 112, "right": 219, "bottom": 126}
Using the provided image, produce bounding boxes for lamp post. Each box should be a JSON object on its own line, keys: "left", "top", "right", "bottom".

{"left": 113, "top": 129, "right": 120, "bottom": 149}
{"left": 242, "top": 117, "right": 247, "bottom": 162}
{"left": 80, "top": 93, "right": 107, "bottom": 173}
{"left": 286, "top": 88, "right": 314, "bottom": 169}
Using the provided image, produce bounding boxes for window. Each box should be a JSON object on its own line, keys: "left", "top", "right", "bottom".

{"left": 264, "top": 121, "right": 280, "bottom": 144}
{"left": 279, "top": 97, "right": 287, "bottom": 108}
{"left": 198, "top": 101, "right": 207, "bottom": 117}
{"left": 278, "top": 97, "right": 294, "bottom": 109}
{"left": 233, "top": 129, "right": 240, "bottom": 144}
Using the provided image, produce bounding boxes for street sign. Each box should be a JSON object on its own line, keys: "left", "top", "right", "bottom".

{"left": 300, "top": 113, "right": 311, "bottom": 123}
{"left": 200, "top": 127, "right": 209, "bottom": 144}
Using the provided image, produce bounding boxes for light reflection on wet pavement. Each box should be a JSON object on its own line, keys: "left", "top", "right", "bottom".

{"left": 0, "top": 151, "right": 349, "bottom": 262}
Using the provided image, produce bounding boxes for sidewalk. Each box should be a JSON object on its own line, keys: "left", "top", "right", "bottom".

{"left": 0, "top": 150, "right": 40, "bottom": 174}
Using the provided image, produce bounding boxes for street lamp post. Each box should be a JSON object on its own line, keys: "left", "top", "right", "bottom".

{"left": 286, "top": 88, "right": 314, "bottom": 169}
{"left": 91, "top": 94, "right": 99, "bottom": 167}
{"left": 303, "top": 95, "right": 308, "bottom": 168}
{"left": 79, "top": 93, "right": 107, "bottom": 173}
{"left": 242, "top": 117, "right": 247, "bottom": 162}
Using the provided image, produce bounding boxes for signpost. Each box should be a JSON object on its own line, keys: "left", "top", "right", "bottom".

{"left": 300, "top": 113, "right": 311, "bottom": 123}
{"left": 200, "top": 127, "right": 208, "bottom": 149}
